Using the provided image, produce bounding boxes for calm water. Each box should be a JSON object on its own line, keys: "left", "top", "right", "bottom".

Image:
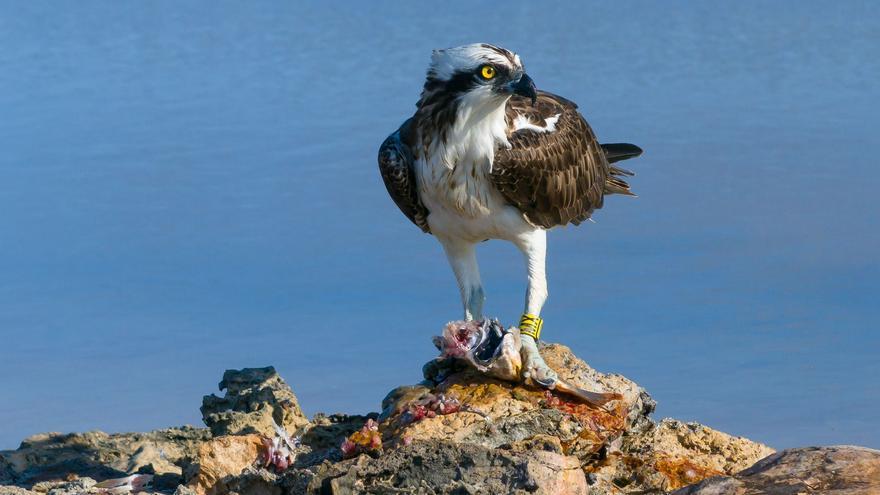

{"left": 1, "top": 1, "right": 878, "bottom": 450}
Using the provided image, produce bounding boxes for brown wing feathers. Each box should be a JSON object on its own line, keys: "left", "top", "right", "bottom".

{"left": 491, "top": 91, "right": 639, "bottom": 228}
{"left": 377, "top": 118, "right": 431, "bottom": 233}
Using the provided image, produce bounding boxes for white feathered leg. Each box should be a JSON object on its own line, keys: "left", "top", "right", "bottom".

{"left": 439, "top": 236, "right": 485, "bottom": 321}
{"left": 514, "top": 229, "right": 557, "bottom": 386}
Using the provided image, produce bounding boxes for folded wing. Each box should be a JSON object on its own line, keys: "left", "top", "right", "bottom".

{"left": 377, "top": 118, "right": 431, "bottom": 233}
{"left": 492, "top": 91, "right": 638, "bottom": 228}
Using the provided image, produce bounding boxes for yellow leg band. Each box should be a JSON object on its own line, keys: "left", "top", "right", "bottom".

{"left": 519, "top": 313, "right": 544, "bottom": 341}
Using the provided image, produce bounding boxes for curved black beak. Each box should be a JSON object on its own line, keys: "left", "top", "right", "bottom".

{"left": 510, "top": 73, "right": 537, "bottom": 105}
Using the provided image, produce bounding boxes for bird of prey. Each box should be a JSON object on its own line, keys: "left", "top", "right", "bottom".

{"left": 378, "top": 43, "right": 642, "bottom": 386}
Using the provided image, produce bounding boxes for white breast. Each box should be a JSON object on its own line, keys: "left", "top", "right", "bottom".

{"left": 416, "top": 102, "right": 507, "bottom": 216}
{"left": 415, "top": 102, "right": 531, "bottom": 241}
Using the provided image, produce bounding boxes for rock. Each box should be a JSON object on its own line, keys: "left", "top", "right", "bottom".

{"left": 379, "top": 342, "right": 771, "bottom": 494}
{"left": 585, "top": 418, "right": 775, "bottom": 492}
{"left": 540, "top": 344, "right": 657, "bottom": 433}
{"left": 200, "top": 367, "right": 309, "bottom": 438}
{"left": 220, "top": 467, "right": 284, "bottom": 495}
{"left": 3, "top": 340, "right": 876, "bottom": 495}
{"left": 520, "top": 444, "right": 589, "bottom": 495}
{"left": 0, "top": 487, "right": 35, "bottom": 495}
{"left": 185, "top": 434, "right": 264, "bottom": 495}
{"left": 0, "top": 456, "right": 14, "bottom": 485}
{"left": 672, "top": 445, "right": 880, "bottom": 494}
{"left": 172, "top": 484, "right": 199, "bottom": 495}
{"left": 154, "top": 411, "right": 373, "bottom": 494}
{"left": 186, "top": 413, "right": 374, "bottom": 494}
{"left": 0, "top": 427, "right": 209, "bottom": 487}
{"left": 294, "top": 414, "right": 375, "bottom": 468}
{"left": 32, "top": 476, "right": 97, "bottom": 495}
{"left": 0, "top": 475, "right": 166, "bottom": 495}
{"left": 0, "top": 476, "right": 130, "bottom": 495}
{"left": 384, "top": 343, "right": 650, "bottom": 455}
{"left": 631, "top": 418, "right": 775, "bottom": 474}
{"left": 301, "top": 439, "right": 587, "bottom": 495}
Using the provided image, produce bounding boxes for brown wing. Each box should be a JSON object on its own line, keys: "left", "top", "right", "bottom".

{"left": 492, "top": 91, "right": 632, "bottom": 229}
{"left": 378, "top": 118, "right": 431, "bottom": 233}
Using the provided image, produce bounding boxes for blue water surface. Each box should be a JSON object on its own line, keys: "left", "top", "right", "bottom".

{"left": 1, "top": 1, "right": 878, "bottom": 450}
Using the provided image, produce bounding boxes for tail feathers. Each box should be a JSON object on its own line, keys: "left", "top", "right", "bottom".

{"left": 601, "top": 143, "right": 643, "bottom": 163}
{"left": 601, "top": 142, "right": 641, "bottom": 197}
{"left": 604, "top": 176, "right": 636, "bottom": 197}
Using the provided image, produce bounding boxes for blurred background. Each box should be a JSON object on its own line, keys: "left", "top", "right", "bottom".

{"left": 0, "top": 1, "right": 877, "bottom": 450}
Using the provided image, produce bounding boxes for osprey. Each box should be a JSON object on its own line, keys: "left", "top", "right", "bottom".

{"left": 378, "top": 43, "right": 642, "bottom": 386}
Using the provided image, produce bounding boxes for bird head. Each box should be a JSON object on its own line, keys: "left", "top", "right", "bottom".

{"left": 418, "top": 43, "right": 537, "bottom": 117}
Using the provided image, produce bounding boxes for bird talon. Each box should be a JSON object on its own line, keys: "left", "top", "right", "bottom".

{"left": 520, "top": 333, "right": 558, "bottom": 387}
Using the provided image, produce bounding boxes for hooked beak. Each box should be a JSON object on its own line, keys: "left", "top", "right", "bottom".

{"left": 509, "top": 73, "right": 537, "bottom": 105}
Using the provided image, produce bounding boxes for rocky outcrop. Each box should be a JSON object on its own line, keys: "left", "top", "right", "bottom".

{"left": 176, "top": 343, "right": 773, "bottom": 494}
{"left": 386, "top": 343, "right": 653, "bottom": 455}
{"left": 0, "top": 477, "right": 97, "bottom": 495}
{"left": 200, "top": 367, "right": 309, "bottom": 437}
{"left": 590, "top": 418, "right": 775, "bottom": 492}
{"left": 1, "top": 339, "right": 876, "bottom": 494}
{"left": 0, "top": 427, "right": 209, "bottom": 490}
{"left": 0, "top": 487, "right": 35, "bottom": 495}
{"left": 369, "top": 343, "right": 772, "bottom": 494}
{"left": 673, "top": 445, "right": 880, "bottom": 494}
{"left": 298, "top": 438, "right": 588, "bottom": 495}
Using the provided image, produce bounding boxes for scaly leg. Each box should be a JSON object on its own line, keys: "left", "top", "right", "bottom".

{"left": 439, "top": 236, "right": 484, "bottom": 321}
{"left": 514, "top": 229, "right": 557, "bottom": 386}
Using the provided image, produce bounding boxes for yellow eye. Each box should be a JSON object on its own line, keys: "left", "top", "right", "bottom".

{"left": 480, "top": 65, "right": 496, "bottom": 79}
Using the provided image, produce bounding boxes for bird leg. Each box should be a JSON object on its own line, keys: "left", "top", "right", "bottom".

{"left": 515, "top": 230, "right": 558, "bottom": 387}
{"left": 439, "top": 237, "right": 485, "bottom": 321}
{"left": 520, "top": 317, "right": 557, "bottom": 387}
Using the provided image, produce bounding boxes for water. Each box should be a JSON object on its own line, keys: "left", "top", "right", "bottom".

{"left": 1, "top": 1, "right": 877, "bottom": 450}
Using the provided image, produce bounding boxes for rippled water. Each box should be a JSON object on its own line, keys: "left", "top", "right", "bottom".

{"left": 1, "top": 1, "right": 878, "bottom": 449}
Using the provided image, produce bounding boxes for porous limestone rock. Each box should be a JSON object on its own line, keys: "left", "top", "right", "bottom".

{"left": 0, "top": 475, "right": 152, "bottom": 495}
{"left": 0, "top": 487, "right": 34, "bottom": 495}
{"left": 299, "top": 439, "right": 588, "bottom": 495}
{"left": 200, "top": 367, "right": 309, "bottom": 438}
{"left": 378, "top": 343, "right": 771, "bottom": 494}
{"left": 32, "top": 476, "right": 98, "bottom": 494}
{"left": 6, "top": 342, "right": 876, "bottom": 495}
{"left": 672, "top": 445, "right": 880, "bottom": 494}
{"left": 185, "top": 435, "right": 263, "bottom": 495}
{"left": 382, "top": 344, "right": 652, "bottom": 454}
{"left": 0, "top": 427, "right": 209, "bottom": 488}
{"left": 629, "top": 418, "right": 775, "bottom": 474}
{"left": 585, "top": 418, "right": 774, "bottom": 492}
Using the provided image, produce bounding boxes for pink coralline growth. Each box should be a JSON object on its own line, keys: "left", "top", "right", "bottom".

{"left": 262, "top": 437, "right": 295, "bottom": 470}
{"left": 340, "top": 418, "right": 383, "bottom": 459}
{"left": 544, "top": 389, "right": 563, "bottom": 408}
{"left": 261, "top": 422, "right": 300, "bottom": 471}
{"left": 400, "top": 393, "right": 461, "bottom": 425}
{"left": 340, "top": 439, "right": 357, "bottom": 458}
